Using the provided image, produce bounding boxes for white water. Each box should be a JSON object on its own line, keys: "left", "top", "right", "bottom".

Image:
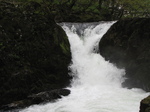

{"left": 20, "top": 22, "right": 149, "bottom": 112}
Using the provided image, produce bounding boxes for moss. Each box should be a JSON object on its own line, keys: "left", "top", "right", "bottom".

{"left": 142, "top": 96, "right": 150, "bottom": 104}
{"left": 60, "top": 42, "right": 70, "bottom": 55}
{"left": 53, "top": 25, "right": 71, "bottom": 56}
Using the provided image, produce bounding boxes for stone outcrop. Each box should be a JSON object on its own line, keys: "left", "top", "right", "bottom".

{"left": 0, "top": 89, "right": 70, "bottom": 111}
{"left": 140, "top": 95, "right": 150, "bottom": 112}
{"left": 0, "top": 1, "right": 71, "bottom": 108}
{"left": 99, "top": 18, "right": 150, "bottom": 91}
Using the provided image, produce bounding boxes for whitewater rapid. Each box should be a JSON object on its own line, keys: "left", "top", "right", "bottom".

{"left": 20, "top": 22, "right": 149, "bottom": 112}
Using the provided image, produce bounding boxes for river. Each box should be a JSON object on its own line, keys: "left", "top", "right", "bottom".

{"left": 20, "top": 22, "right": 149, "bottom": 112}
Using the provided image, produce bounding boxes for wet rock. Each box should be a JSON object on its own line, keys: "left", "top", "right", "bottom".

{"left": 0, "top": 100, "right": 31, "bottom": 111}
{"left": 28, "top": 88, "right": 71, "bottom": 104}
{"left": 0, "top": 89, "right": 70, "bottom": 111}
{"left": 0, "top": 1, "right": 71, "bottom": 107}
{"left": 140, "top": 95, "right": 150, "bottom": 112}
{"left": 99, "top": 18, "right": 150, "bottom": 91}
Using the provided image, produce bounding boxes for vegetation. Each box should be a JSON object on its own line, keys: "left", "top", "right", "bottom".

{"left": 5, "top": 0, "right": 150, "bottom": 21}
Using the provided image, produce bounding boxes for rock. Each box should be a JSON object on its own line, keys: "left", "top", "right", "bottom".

{"left": 28, "top": 89, "right": 71, "bottom": 104}
{"left": 99, "top": 18, "right": 150, "bottom": 91}
{"left": 140, "top": 95, "right": 150, "bottom": 112}
{"left": 0, "top": 100, "right": 32, "bottom": 111}
{"left": 0, "top": 1, "right": 72, "bottom": 107}
{"left": 0, "top": 89, "right": 70, "bottom": 111}
{"left": 145, "top": 107, "right": 150, "bottom": 112}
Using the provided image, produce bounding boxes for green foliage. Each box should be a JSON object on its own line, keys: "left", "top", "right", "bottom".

{"left": 116, "top": 0, "right": 150, "bottom": 18}
{"left": 8, "top": 0, "right": 43, "bottom": 2}
{"left": 4, "top": 0, "right": 150, "bottom": 20}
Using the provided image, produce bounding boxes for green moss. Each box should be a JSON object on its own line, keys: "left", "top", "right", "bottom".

{"left": 60, "top": 42, "right": 70, "bottom": 55}
{"left": 142, "top": 96, "right": 150, "bottom": 104}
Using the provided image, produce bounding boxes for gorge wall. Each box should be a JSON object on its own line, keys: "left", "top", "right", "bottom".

{"left": 99, "top": 18, "right": 150, "bottom": 91}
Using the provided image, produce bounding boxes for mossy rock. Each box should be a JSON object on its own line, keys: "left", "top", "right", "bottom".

{"left": 0, "top": 1, "right": 71, "bottom": 106}
{"left": 140, "top": 96, "right": 150, "bottom": 112}
{"left": 142, "top": 96, "right": 150, "bottom": 104}
{"left": 146, "top": 107, "right": 150, "bottom": 112}
{"left": 99, "top": 18, "right": 150, "bottom": 91}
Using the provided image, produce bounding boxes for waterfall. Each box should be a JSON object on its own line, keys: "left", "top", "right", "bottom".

{"left": 20, "top": 22, "right": 149, "bottom": 112}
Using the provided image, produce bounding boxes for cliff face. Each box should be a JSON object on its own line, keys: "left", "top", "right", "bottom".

{"left": 99, "top": 18, "right": 150, "bottom": 91}
{"left": 0, "top": 1, "right": 71, "bottom": 106}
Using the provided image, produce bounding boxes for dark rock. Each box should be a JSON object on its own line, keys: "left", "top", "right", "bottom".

{"left": 0, "top": 100, "right": 32, "bottom": 111}
{"left": 99, "top": 18, "right": 150, "bottom": 91}
{"left": 0, "top": 1, "right": 72, "bottom": 107}
{"left": 140, "top": 95, "right": 150, "bottom": 112}
{"left": 28, "top": 88, "right": 71, "bottom": 104}
{"left": 0, "top": 89, "right": 70, "bottom": 111}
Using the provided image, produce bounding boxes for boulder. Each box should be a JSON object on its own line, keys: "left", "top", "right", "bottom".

{"left": 140, "top": 95, "right": 150, "bottom": 112}
{"left": 0, "top": 89, "right": 71, "bottom": 111}
{"left": 99, "top": 18, "right": 150, "bottom": 91}
{"left": 0, "top": 1, "right": 72, "bottom": 107}
{"left": 28, "top": 88, "right": 71, "bottom": 104}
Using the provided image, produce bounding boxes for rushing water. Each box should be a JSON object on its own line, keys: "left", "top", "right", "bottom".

{"left": 20, "top": 22, "right": 149, "bottom": 112}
